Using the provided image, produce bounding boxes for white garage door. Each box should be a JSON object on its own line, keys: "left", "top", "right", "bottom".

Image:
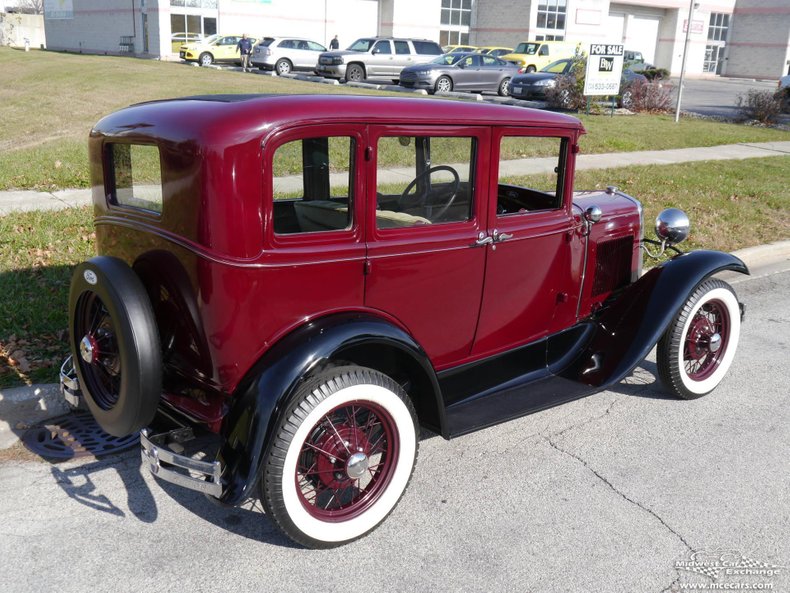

{"left": 628, "top": 16, "right": 660, "bottom": 64}
{"left": 606, "top": 12, "right": 626, "bottom": 43}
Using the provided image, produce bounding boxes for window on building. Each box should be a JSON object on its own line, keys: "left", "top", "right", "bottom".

{"left": 537, "top": 0, "right": 566, "bottom": 30}
{"left": 707, "top": 13, "right": 729, "bottom": 42}
{"left": 440, "top": 0, "right": 471, "bottom": 48}
{"left": 535, "top": 34, "right": 565, "bottom": 41}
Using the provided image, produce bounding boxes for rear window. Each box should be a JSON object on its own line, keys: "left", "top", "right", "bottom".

{"left": 107, "top": 144, "right": 163, "bottom": 214}
{"left": 412, "top": 41, "right": 442, "bottom": 55}
{"left": 261, "top": 37, "right": 275, "bottom": 47}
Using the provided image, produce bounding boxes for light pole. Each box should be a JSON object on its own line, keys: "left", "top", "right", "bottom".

{"left": 675, "top": 1, "right": 700, "bottom": 123}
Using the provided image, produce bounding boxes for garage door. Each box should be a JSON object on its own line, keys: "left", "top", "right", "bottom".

{"left": 606, "top": 12, "right": 626, "bottom": 43}
{"left": 627, "top": 16, "right": 660, "bottom": 64}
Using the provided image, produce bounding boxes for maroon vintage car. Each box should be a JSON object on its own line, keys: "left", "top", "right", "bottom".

{"left": 61, "top": 94, "right": 746, "bottom": 548}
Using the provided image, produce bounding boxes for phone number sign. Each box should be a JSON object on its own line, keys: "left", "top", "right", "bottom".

{"left": 583, "top": 43, "right": 625, "bottom": 96}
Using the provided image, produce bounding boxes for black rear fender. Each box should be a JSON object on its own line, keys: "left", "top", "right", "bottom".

{"left": 216, "top": 313, "right": 441, "bottom": 505}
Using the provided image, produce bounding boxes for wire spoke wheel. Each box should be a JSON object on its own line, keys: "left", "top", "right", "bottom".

{"left": 74, "top": 292, "right": 122, "bottom": 410}
{"left": 295, "top": 401, "right": 398, "bottom": 521}
{"left": 657, "top": 278, "right": 741, "bottom": 399}
{"left": 262, "top": 366, "right": 418, "bottom": 548}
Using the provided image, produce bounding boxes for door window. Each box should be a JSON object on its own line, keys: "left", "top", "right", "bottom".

{"left": 373, "top": 41, "right": 392, "bottom": 54}
{"left": 496, "top": 136, "right": 566, "bottom": 215}
{"left": 272, "top": 136, "right": 355, "bottom": 234}
{"left": 375, "top": 135, "right": 475, "bottom": 227}
{"left": 394, "top": 41, "right": 411, "bottom": 55}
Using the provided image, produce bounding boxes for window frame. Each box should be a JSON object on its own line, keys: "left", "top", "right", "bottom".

{"left": 263, "top": 124, "right": 366, "bottom": 249}
{"left": 368, "top": 125, "right": 489, "bottom": 241}
{"left": 103, "top": 140, "right": 165, "bottom": 218}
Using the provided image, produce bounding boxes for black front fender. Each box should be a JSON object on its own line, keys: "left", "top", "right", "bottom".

{"left": 560, "top": 249, "right": 748, "bottom": 388}
{"left": 215, "top": 313, "right": 440, "bottom": 505}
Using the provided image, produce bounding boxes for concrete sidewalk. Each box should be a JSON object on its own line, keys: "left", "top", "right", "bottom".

{"left": 1, "top": 140, "right": 789, "bottom": 216}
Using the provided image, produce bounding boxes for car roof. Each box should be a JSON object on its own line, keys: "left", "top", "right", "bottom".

{"left": 94, "top": 95, "right": 585, "bottom": 146}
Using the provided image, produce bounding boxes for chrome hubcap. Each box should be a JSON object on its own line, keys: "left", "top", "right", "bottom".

{"left": 79, "top": 335, "right": 96, "bottom": 364}
{"left": 709, "top": 333, "right": 722, "bottom": 353}
{"left": 345, "top": 452, "right": 369, "bottom": 479}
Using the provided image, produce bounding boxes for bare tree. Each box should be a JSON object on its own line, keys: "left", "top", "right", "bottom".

{"left": 14, "top": 0, "right": 45, "bottom": 15}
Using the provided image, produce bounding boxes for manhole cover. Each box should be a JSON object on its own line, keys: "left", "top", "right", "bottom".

{"left": 22, "top": 411, "right": 139, "bottom": 459}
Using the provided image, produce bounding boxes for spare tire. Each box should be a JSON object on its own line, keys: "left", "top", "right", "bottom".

{"left": 68, "top": 256, "right": 162, "bottom": 437}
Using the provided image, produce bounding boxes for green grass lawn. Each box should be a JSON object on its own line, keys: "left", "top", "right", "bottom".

{"left": 1, "top": 156, "right": 788, "bottom": 388}
{"left": 1, "top": 47, "right": 788, "bottom": 190}
{"left": 1, "top": 48, "right": 788, "bottom": 388}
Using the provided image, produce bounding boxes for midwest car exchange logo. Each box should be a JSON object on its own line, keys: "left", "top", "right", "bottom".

{"left": 675, "top": 550, "right": 784, "bottom": 581}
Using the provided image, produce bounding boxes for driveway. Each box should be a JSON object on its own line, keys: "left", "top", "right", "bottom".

{"left": 1, "top": 268, "right": 788, "bottom": 593}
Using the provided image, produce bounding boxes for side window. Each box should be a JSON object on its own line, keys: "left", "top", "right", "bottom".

{"left": 413, "top": 41, "right": 442, "bottom": 55}
{"left": 496, "top": 136, "right": 566, "bottom": 215}
{"left": 280, "top": 39, "right": 295, "bottom": 49}
{"left": 373, "top": 40, "right": 392, "bottom": 54}
{"left": 375, "top": 135, "right": 475, "bottom": 228}
{"left": 394, "top": 40, "right": 410, "bottom": 55}
{"left": 539, "top": 44, "right": 549, "bottom": 56}
{"left": 272, "top": 136, "right": 355, "bottom": 235}
{"left": 462, "top": 55, "right": 476, "bottom": 68}
{"left": 221, "top": 37, "right": 237, "bottom": 46}
{"left": 108, "top": 143, "right": 163, "bottom": 214}
{"left": 481, "top": 55, "right": 498, "bottom": 67}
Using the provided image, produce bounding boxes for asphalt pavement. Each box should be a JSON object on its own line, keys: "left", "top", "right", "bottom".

{"left": 0, "top": 265, "right": 788, "bottom": 593}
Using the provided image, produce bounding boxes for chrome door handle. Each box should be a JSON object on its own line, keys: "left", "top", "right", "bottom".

{"left": 472, "top": 232, "right": 494, "bottom": 247}
{"left": 493, "top": 229, "right": 513, "bottom": 243}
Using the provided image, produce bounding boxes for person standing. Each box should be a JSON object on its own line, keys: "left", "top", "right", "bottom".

{"left": 237, "top": 34, "right": 253, "bottom": 72}
{"left": 330, "top": 35, "right": 340, "bottom": 50}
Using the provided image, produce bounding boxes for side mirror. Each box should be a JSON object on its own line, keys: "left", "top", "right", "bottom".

{"left": 372, "top": 48, "right": 380, "bottom": 54}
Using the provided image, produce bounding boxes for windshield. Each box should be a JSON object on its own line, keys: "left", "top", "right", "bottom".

{"left": 430, "top": 54, "right": 465, "bottom": 66}
{"left": 348, "top": 38, "right": 375, "bottom": 52}
{"left": 203, "top": 34, "right": 220, "bottom": 45}
{"left": 541, "top": 59, "right": 571, "bottom": 73}
{"left": 513, "top": 42, "right": 539, "bottom": 55}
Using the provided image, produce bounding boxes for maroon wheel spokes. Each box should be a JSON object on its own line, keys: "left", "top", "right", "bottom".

{"left": 683, "top": 300, "right": 730, "bottom": 381}
{"left": 75, "top": 293, "right": 122, "bottom": 410}
{"left": 295, "top": 401, "right": 398, "bottom": 521}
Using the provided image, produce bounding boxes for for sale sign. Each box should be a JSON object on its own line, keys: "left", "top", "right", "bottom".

{"left": 583, "top": 44, "right": 625, "bottom": 96}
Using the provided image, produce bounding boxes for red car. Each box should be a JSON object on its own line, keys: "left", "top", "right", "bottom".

{"left": 61, "top": 95, "right": 747, "bottom": 548}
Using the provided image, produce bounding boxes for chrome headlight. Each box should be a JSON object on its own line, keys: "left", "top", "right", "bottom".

{"left": 655, "top": 208, "right": 690, "bottom": 245}
{"left": 534, "top": 78, "right": 556, "bottom": 87}
{"left": 332, "top": 56, "right": 344, "bottom": 65}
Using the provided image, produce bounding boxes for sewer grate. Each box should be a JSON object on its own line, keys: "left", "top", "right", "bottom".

{"left": 22, "top": 411, "right": 139, "bottom": 459}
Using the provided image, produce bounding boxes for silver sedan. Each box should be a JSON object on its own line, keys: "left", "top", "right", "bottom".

{"left": 399, "top": 53, "right": 519, "bottom": 95}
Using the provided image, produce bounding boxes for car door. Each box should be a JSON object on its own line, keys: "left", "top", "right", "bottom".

{"left": 471, "top": 128, "right": 583, "bottom": 359}
{"left": 216, "top": 36, "right": 238, "bottom": 61}
{"left": 393, "top": 40, "right": 413, "bottom": 74}
{"left": 368, "top": 40, "right": 394, "bottom": 77}
{"left": 364, "top": 125, "right": 491, "bottom": 369}
{"left": 480, "top": 55, "right": 505, "bottom": 90}
{"left": 455, "top": 54, "right": 480, "bottom": 90}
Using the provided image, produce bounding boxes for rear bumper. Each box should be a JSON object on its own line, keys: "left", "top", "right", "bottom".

{"left": 141, "top": 427, "right": 223, "bottom": 497}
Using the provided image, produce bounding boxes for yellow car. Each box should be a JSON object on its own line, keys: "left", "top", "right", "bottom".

{"left": 442, "top": 44, "right": 478, "bottom": 54}
{"left": 179, "top": 34, "right": 257, "bottom": 67}
{"left": 477, "top": 46, "right": 513, "bottom": 58}
{"left": 500, "top": 40, "right": 580, "bottom": 73}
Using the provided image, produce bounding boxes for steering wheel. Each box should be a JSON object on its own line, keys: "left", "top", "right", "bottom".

{"left": 398, "top": 165, "right": 461, "bottom": 221}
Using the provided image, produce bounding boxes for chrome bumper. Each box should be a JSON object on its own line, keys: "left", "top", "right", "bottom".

{"left": 59, "top": 356, "right": 81, "bottom": 407}
{"left": 140, "top": 427, "right": 223, "bottom": 497}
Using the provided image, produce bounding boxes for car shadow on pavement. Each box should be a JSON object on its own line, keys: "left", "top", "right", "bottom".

{"left": 609, "top": 361, "right": 678, "bottom": 400}
{"left": 156, "top": 479, "right": 300, "bottom": 548}
{"left": 50, "top": 450, "right": 159, "bottom": 523}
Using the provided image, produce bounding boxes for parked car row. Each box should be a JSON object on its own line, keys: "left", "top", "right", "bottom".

{"left": 178, "top": 34, "right": 649, "bottom": 102}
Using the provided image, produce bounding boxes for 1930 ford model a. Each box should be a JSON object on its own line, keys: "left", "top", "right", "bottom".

{"left": 61, "top": 95, "right": 747, "bottom": 548}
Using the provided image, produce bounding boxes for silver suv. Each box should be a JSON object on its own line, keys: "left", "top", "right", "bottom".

{"left": 251, "top": 36, "right": 327, "bottom": 75}
{"left": 315, "top": 37, "right": 443, "bottom": 82}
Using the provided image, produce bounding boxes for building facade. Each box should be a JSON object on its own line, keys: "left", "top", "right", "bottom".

{"left": 42, "top": 0, "right": 790, "bottom": 78}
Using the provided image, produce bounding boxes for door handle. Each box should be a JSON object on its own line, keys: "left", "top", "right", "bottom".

{"left": 493, "top": 229, "right": 513, "bottom": 243}
{"left": 472, "top": 232, "right": 493, "bottom": 247}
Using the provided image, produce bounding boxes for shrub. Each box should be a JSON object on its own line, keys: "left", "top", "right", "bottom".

{"left": 627, "top": 80, "right": 674, "bottom": 112}
{"left": 545, "top": 58, "right": 586, "bottom": 110}
{"left": 641, "top": 67, "right": 669, "bottom": 81}
{"left": 736, "top": 89, "right": 782, "bottom": 123}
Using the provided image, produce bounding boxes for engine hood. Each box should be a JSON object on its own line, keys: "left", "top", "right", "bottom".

{"left": 573, "top": 189, "right": 641, "bottom": 222}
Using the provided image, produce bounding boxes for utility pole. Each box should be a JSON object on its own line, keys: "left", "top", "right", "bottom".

{"left": 675, "top": 1, "right": 699, "bottom": 123}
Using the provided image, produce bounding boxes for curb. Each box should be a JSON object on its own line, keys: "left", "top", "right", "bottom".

{"left": 1, "top": 240, "right": 788, "bottom": 451}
